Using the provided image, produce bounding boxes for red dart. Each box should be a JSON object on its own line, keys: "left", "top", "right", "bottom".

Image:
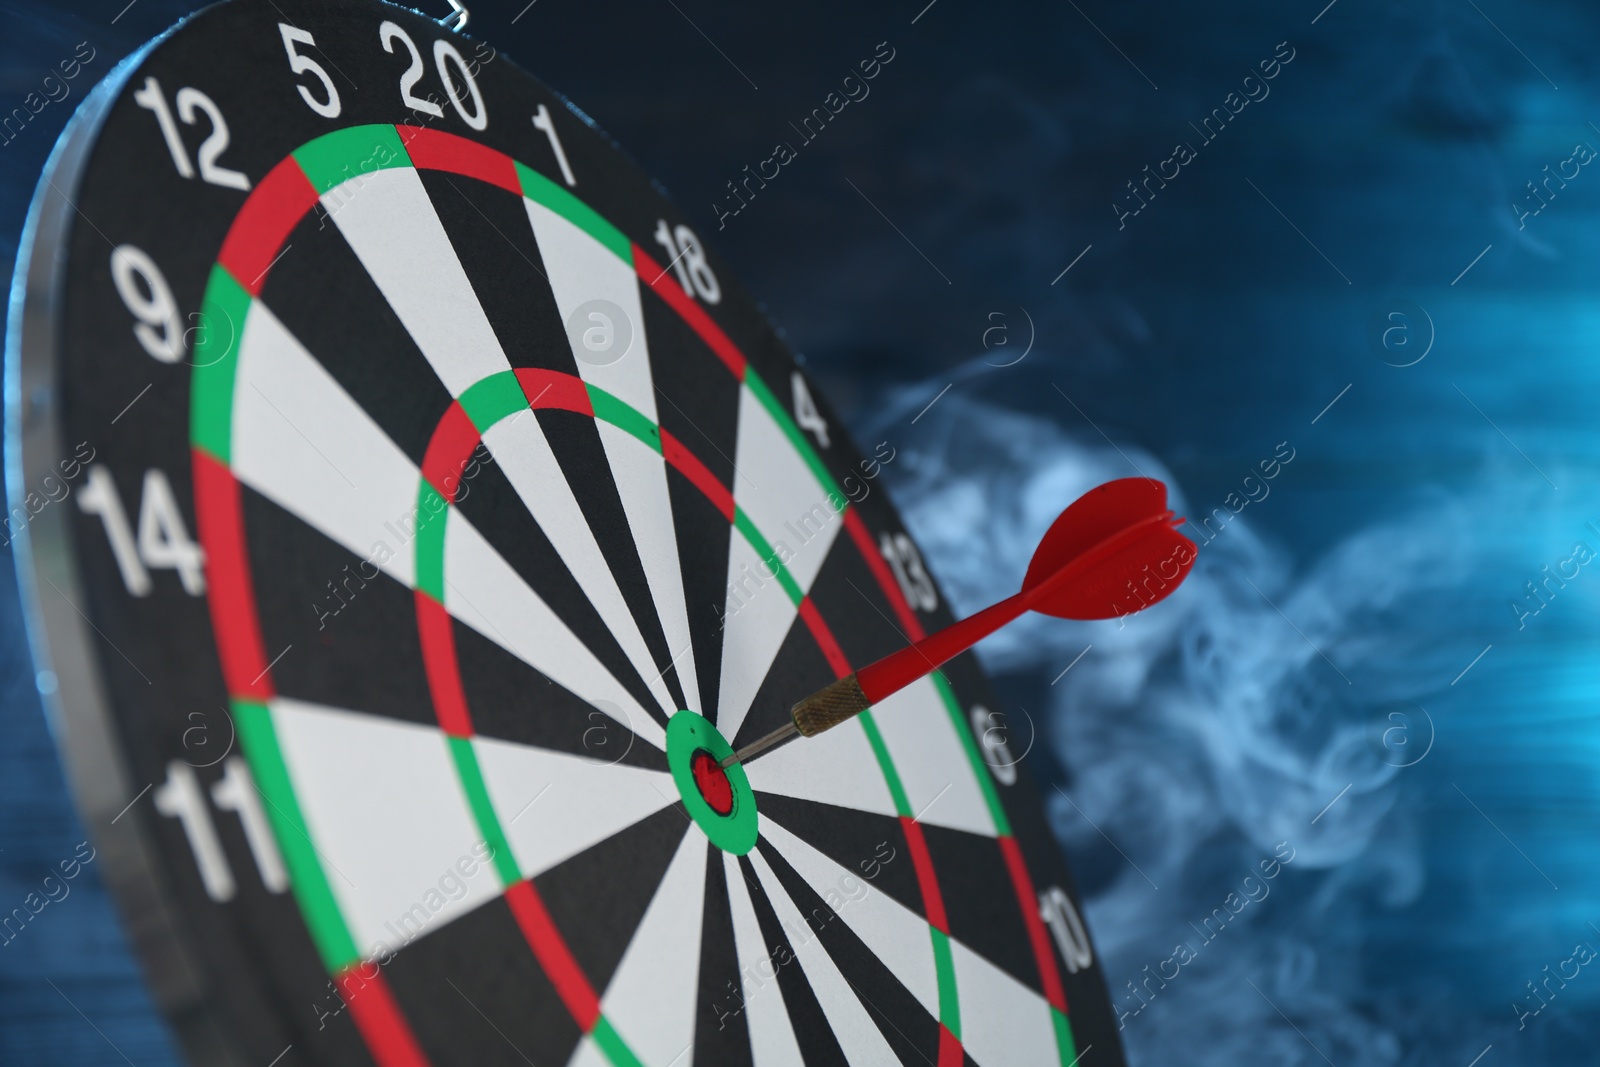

{"left": 723, "top": 477, "right": 1196, "bottom": 766}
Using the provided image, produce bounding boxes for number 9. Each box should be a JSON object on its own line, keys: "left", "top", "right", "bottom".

{"left": 110, "top": 245, "right": 183, "bottom": 363}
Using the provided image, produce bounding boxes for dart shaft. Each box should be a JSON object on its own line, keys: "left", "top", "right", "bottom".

{"left": 721, "top": 674, "right": 873, "bottom": 767}
{"left": 856, "top": 593, "right": 1028, "bottom": 703}
{"left": 722, "top": 720, "right": 798, "bottom": 767}
{"left": 724, "top": 601, "right": 1029, "bottom": 770}
{"left": 726, "top": 509, "right": 1183, "bottom": 766}
{"left": 854, "top": 513, "right": 1171, "bottom": 705}
{"left": 729, "top": 599, "right": 1023, "bottom": 768}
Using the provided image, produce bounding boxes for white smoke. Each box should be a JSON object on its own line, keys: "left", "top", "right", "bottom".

{"left": 874, "top": 387, "right": 1515, "bottom": 1065}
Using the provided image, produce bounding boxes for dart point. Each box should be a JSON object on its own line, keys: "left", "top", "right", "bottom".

{"left": 721, "top": 719, "right": 798, "bottom": 767}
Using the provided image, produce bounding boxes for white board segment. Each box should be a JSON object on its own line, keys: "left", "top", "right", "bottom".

{"left": 483, "top": 413, "right": 677, "bottom": 717}
{"left": 594, "top": 419, "right": 703, "bottom": 717}
{"left": 442, "top": 509, "right": 666, "bottom": 750}
{"left": 522, "top": 198, "right": 654, "bottom": 418}
{"left": 232, "top": 301, "right": 419, "bottom": 589}
{"left": 472, "top": 734, "right": 673, "bottom": 880}
{"left": 564, "top": 1037, "right": 609, "bottom": 1067}
{"left": 599, "top": 830, "right": 707, "bottom": 1065}
{"left": 869, "top": 676, "right": 998, "bottom": 837}
{"left": 730, "top": 386, "right": 841, "bottom": 593}
{"left": 329, "top": 166, "right": 509, "bottom": 394}
{"left": 759, "top": 816, "right": 938, "bottom": 1016}
{"left": 723, "top": 852, "right": 806, "bottom": 1067}
{"left": 951, "top": 936, "right": 1062, "bottom": 1067}
{"left": 748, "top": 849, "right": 899, "bottom": 1065}
{"left": 525, "top": 197, "right": 704, "bottom": 717}
{"left": 744, "top": 717, "right": 896, "bottom": 822}
{"left": 715, "top": 534, "right": 799, "bottom": 742}
{"left": 271, "top": 698, "right": 502, "bottom": 957}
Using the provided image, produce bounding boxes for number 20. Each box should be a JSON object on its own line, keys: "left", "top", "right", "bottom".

{"left": 379, "top": 21, "right": 486, "bottom": 130}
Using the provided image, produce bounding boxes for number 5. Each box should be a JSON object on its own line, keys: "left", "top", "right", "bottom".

{"left": 279, "top": 24, "right": 341, "bottom": 118}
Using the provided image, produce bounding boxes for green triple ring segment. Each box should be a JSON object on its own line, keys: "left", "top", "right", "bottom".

{"left": 666, "top": 711, "right": 757, "bottom": 855}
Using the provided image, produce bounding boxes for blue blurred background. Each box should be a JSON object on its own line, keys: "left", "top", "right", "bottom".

{"left": 4, "top": 0, "right": 1598, "bottom": 1063}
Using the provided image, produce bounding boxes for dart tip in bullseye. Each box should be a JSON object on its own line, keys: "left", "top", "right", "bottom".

{"left": 720, "top": 720, "right": 799, "bottom": 768}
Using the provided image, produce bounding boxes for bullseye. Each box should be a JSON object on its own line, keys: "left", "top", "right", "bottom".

{"left": 690, "top": 750, "right": 734, "bottom": 815}
{"left": 665, "top": 710, "right": 756, "bottom": 854}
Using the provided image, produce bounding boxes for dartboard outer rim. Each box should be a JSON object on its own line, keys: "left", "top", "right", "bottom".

{"left": 5, "top": 4, "right": 1118, "bottom": 1066}
{"left": 5, "top": 25, "right": 263, "bottom": 1065}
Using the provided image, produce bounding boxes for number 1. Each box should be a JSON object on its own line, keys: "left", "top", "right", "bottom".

{"left": 654, "top": 219, "right": 694, "bottom": 293}
{"left": 132, "top": 77, "right": 194, "bottom": 179}
{"left": 154, "top": 761, "right": 234, "bottom": 901}
{"left": 880, "top": 531, "right": 938, "bottom": 611}
{"left": 154, "top": 758, "right": 291, "bottom": 902}
{"left": 133, "top": 77, "right": 251, "bottom": 190}
{"left": 531, "top": 104, "right": 575, "bottom": 186}
{"left": 78, "top": 466, "right": 207, "bottom": 596}
{"left": 77, "top": 466, "right": 151, "bottom": 596}
{"left": 210, "top": 757, "right": 289, "bottom": 894}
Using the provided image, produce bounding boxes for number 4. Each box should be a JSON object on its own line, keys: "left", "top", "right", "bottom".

{"left": 791, "top": 372, "right": 830, "bottom": 447}
{"left": 77, "top": 465, "right": 206, "bottom": 596}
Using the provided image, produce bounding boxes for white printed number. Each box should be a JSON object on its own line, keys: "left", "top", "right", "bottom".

{"left": 969, "top": 704, "right": 1018, "bottom": 786}
{"left": 278, "top": 24, "right": 342, "bottom": 118}
{"left": 110, "top": 245, "right": 183, "bottom": 363}
{"left": 132, "top": 78, "right": 251, "bottom": 190}
{"left": 379, "top": 21, "right": 438, "bottom": 116}
{"left": 155, "top": 758, "right": 289, "bottom": 902}
{"left": 880, "top": 531, "right": 938, "bottom": 611}
{"left": 77, "top": 466, "right": 205, "bottom": 596}
{"left": 1040, "top": 885, "right": 1094, "bottom": 974}
{"left": 530, "top": 103, "right": 575, "bottom": 186}
{"left": 653, "top": 220, "right": 720, "bottom": 303}
{"left": 791, "top": 372, "right": 830, "bottom": 447}
{"left": 379, "top": 22, "right": 487, "bottom": 130}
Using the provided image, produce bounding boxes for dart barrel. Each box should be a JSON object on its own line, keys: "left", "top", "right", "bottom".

{"left": 790, "top": 673, "right": 872, "bottom": 736}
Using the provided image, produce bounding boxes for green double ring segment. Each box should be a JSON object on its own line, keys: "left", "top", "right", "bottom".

{"left": 666, "top": 711, "right": 758, "bottom": 855}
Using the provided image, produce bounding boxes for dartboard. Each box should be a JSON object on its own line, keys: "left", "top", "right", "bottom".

{"left": 9, "top": 1, "right": 1125, "bottom": 1063}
